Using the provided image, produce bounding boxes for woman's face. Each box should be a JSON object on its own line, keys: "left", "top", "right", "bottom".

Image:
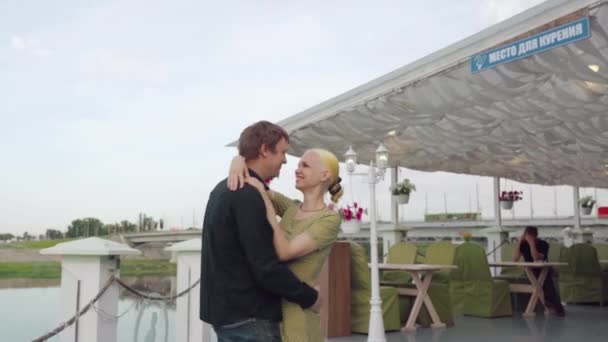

{"left": 295, "top": 150, "right": 330, "bottom": 191}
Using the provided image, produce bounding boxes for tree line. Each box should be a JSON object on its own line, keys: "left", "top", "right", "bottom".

{"left": 0, "top": 213, "right": 165, "bottom": 241}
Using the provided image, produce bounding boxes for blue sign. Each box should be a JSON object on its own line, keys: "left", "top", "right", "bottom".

{"left": 471, "top": 17, "right": 590, "bottom": 73}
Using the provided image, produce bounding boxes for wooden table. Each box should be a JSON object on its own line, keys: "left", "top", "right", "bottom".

{"left": 600, "top": 260, "right": 608, "bottom": 264}
{"left": 489, "top": 261, "right": 566, "bottom": 317}
{"left": 375, "top": 263, "right": 457, "bottom": 332}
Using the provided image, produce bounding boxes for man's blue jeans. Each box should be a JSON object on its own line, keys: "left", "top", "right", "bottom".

{"left": 214, "top": 318, "right": 281, "bottom": 342}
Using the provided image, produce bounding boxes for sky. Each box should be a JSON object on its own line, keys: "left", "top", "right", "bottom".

{"left": 2, "top": 0, "right": 605, "bottom": 235}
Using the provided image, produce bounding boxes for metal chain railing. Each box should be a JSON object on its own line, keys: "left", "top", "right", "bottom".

{"left": 486, "top": 239, "right": 509, "bottom": 257}
{"left": 114, "top": 276, "right": 200, "bottom": 301}
{"left": 31, "top": 275, "right": 200, "bottom": 342}
{"left": 31, "top": 275, "right": 117, "bottom": 342}
{"left": 92, "top": 295, "right": 140, "bottom": 323}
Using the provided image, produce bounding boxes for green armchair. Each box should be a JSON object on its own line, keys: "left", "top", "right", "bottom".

{"left": 424, "top": 241, "right": 456, "bottom": 283}
{"left": 559, "top": 244, "right": 608, "bottom": 305}
{"left": 450, "top": 242, "right": 512, "bottom": 317}
{"left": 494, "top": 243, "right": 526, "bottom": 282}
{"left": 592, "top": 243, "right": 608, "bottom": 272}
{"left": 548, "top": 242, "right": 563, "bottom": 262}
{"left": 348, "top": 241, "right": 402, "bottom": 333}
{"left": 381, "top": 242, "right": 417, "bottom": 286}
{"left": 398, "top": 241, "right": 456, "bottom": 327}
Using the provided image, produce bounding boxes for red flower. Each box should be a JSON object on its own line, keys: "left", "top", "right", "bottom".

{"left": 356, "top": 208, "right": 363, "bottom": 220}
{"left": 498, "top": 190, "right": 523, "bottom": 201}
{"left": 338, "top": 203, "right": 367, "bottom": 221}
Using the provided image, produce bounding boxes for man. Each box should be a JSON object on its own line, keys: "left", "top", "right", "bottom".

{"left": 200, "top": 121, "right": 320, "bottom": 342}
{"left": 512, "top": 226, "right": 565, "bottom": 317}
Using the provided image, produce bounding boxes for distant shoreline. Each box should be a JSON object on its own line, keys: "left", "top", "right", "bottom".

{"left": 0, "top": 259, "right": 177, "bottom": 279}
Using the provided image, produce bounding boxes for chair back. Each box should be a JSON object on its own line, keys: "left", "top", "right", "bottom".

{"left": 570, "top": 244, "right": 601, "bottom": 276}
{"left": 499, "top": 243, "right": 523, "bottom": 276}
{"left": 501, "top": 243, "right": 515, "bottom": 262}
{"left": 386, "top": 242, "right": 417, "bottom": 264}
{"left": 347, "top": 241, "right": 371, "bottom": 290}
{"left": 425, "top": 241, "right": 456, "bottom": 266}
{"left": 548, "top": 243, "right": 562, "bottom": 262}
{"left": 592, "top": 243, "right": 608, "bottom": 261}
{"left": 452, "top": 242, "right": 492, "bottom": 281}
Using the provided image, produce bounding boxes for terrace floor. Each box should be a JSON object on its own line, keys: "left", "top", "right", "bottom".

{"left": 328, "top": 304, "right": 608, "bottom": 342}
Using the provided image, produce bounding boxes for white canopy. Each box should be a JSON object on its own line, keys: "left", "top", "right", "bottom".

{"left": 275, "top": 0, "right": 608, "bottom": 188}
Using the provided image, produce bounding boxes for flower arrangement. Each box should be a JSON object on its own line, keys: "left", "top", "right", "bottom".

{"left": 579, "top": 196, "right": 596, "bottom": 208}
{"left": 390, "top": 179, "right": 416, "bottom": 196}
{"left": 498, "top": 191, "right": 523, "bottom": 202}
{"left": 336, "top": 202, "right": 367, "bottom": 222}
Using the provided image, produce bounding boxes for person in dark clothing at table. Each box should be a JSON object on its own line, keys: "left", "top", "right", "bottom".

{"left": 200, "top": 121, "right": 321, "bottom": 342}
{"left": 512, "top": 226, "right": 565, "bottom": 317}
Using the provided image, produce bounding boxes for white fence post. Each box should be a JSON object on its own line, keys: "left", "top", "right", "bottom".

{"left": 166, "top": 238, "right": 216, "bottom": 342}
{"left": 40, "top": 237, "right": 140, "bottom": 342}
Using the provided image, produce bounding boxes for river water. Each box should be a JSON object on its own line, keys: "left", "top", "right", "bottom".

{"left": 0, "top": 276, "right": 176, "bottom": 342}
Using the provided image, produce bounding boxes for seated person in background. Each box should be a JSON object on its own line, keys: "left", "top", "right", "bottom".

{"left": 512, "top": 226, "right": 565, "bottom": 317}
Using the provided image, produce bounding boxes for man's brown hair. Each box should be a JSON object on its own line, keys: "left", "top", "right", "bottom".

{"left": 238, "top": 121, "right": 289, "bottom": 160}
{"left": 524, "top": 226, "right": 538, "bottom": 237}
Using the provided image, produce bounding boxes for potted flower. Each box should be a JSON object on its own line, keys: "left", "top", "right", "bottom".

{"left": 390, "top": 179, "right": 416, "bottom": 205}
{"left": 498, "top": 191, "right": 522, "bottom": 210}
{"left": 336, "top": 202, "right": 367, "bottom": 234}
{"left": 579, "top": 196, "right": 596, "bottom": 215}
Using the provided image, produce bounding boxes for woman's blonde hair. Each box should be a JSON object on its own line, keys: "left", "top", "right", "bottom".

{"left": 311, "top": 149, "right": 343, "bottom": 203}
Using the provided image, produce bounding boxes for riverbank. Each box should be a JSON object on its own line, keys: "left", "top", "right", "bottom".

{"left": 0, "top": 259, "right": 176, "bottom": 279}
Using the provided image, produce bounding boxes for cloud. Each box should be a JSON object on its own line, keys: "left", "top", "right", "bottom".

{"left": 10, "top": 34, "right": 54, "bottom": 56}
{"left": 479, "top": 0, "right": 546, "bottom": 28}
{"left": 79, "top": 49, "right": 170, "bottom": 83}
{"left": 10, "top": 35, "right": 27, "bottom": 49}
{"left": 226, "top": 14, "right": 330, "bottom": 60}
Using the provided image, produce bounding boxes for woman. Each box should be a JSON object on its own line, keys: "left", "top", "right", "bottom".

{"left": 228, "top": 148, "right": 343, "bottom": 342}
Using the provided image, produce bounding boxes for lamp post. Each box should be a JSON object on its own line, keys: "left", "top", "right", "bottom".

{"left": 344, "top": 144, "right": 388, "bottom": 342}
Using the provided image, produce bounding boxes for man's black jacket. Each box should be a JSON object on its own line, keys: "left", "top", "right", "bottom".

{"left": 200, "top": 171, "right": 317, "bottom": 326}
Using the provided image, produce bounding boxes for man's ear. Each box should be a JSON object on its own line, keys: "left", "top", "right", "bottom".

{"left": 259, "top": 144, "right": 269, "bottom": 158}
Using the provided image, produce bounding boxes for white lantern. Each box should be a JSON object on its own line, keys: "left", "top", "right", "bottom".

{"left": 344, "top": 146, "right": 357, "bottom": 174}
{"left": 375, "top": 143, "right": 388, "bottom": 172}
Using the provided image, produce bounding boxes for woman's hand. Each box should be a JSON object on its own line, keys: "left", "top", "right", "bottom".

{"left": 245, "top": 177, "right": 266, "bottom": 194}
{"left": 228, "top": 156, "right": 249, "bottom": 191}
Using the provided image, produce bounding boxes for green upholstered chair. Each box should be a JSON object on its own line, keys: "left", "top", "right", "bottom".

{"left": 397, "top": 241, "right": 456, "bottom": 327}
{"left": 592, "top": 243, "right": 608, "bottom": 272}
{"left": 348, "top": 241, "right": 401, "bottom": 333}
{"left": 423, "top": 241, "right": 456, "bottom": 284}
{"left": 397, "top": 282, "right": 454, "bottom": 328}
{"left": 559, "top": 244, "right": 608, "bottom": 305}
{"left": 381, "top": 242, "right": 417, "bottom": 286}
{"left": 548, "top": 242, "right": 563, "bottom": 262}
{"left": 493, "top": 243, "right": 526, "bottom": 282}
{"left": 450, "top": 242, "right": 512, "bottom": 317}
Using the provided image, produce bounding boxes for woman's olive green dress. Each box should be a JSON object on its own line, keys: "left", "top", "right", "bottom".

{"left": 271, "top": 192, "right": 340, "bottom": 342}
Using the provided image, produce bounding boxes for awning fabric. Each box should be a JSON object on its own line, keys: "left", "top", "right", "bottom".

{"left": 281, "top": 1, "right": 608, "bottom": 188}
